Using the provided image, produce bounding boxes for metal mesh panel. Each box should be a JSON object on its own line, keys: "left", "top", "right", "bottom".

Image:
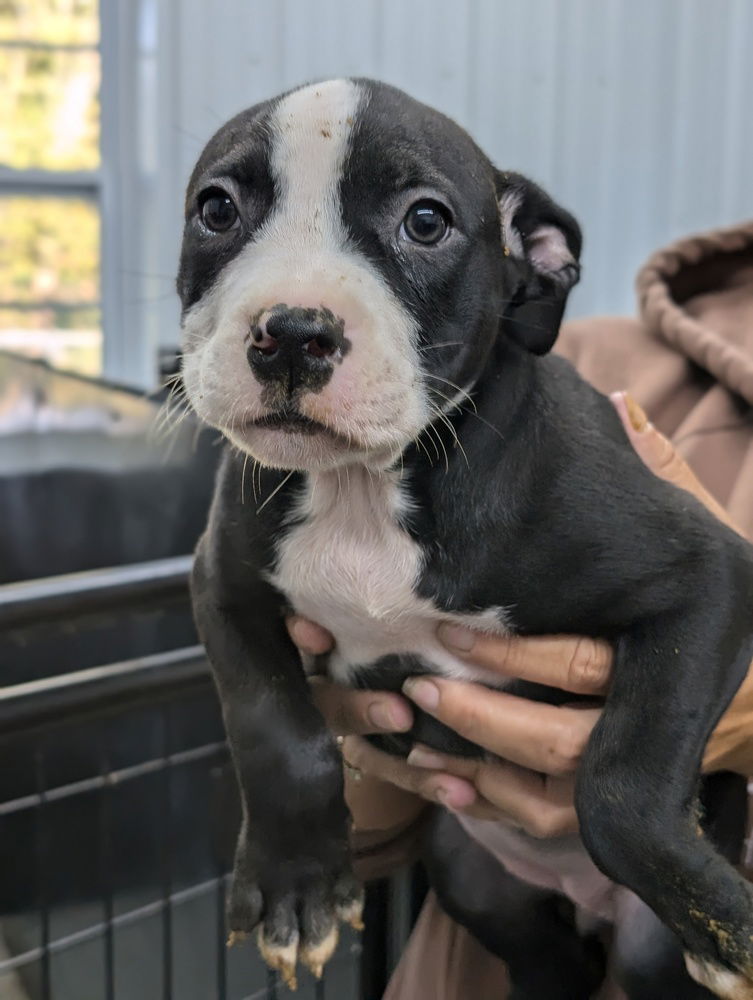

{"left": 0, "top": 558, "right": 392, "bottom": 1000}
{"left": 0, "top": 669, "right": 367, "bottom": 1000}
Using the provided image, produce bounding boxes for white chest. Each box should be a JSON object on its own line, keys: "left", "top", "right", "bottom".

{"left": 268, "top": 468, "right": 510, "bottom": 684}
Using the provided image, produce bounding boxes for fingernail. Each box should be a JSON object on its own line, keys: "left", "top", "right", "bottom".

{"left": 407, "top": 747, "right": 445, "bottom": 770}
{"left": 611, "top": 390, "right": 649, "bottom": 434}
{"left": 624, "top": 393, "right": 648, "bottom": 433}
{"left": 434, "top": 782, "right": 476, "bottom": 811}
{"left": 367, "top": 702, "right": 395, "bottom": 731}
{"left": 289, "top": 617, "right": 308, "bottom": 645}
{"left": 402, "top": 678, "right": 440, "bottom": 711}
{"left": 437, "top": 623, "right": 475, "bottom": 653}
{"left": 435, "top": 787, "right": 453, "bottom": 807}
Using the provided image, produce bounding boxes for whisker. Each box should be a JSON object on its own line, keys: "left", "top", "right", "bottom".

{"left": 257, "top": 470, "right": 294, "bottom": 515}
{"left": 418, "top": 341, "right": 466, "bottom": 353}
{"left": 425, "top": 418, "right": 449, "bottom": 474}
{"left": 423, "top": 373, "right": 478, "bottom": 413}
{"left": 414, "top": 435, "right": 435, "bottom": 467}
{"left": 426, "top": 383, "right": 506, "bottom": 449}
{"left": 252, "top": 459, "right": 260, "bottom": 504}
{"left": 420, "top": 422, "right": 441, "bottom": 463}
{"left": 467, "top": 408, "right": 506, "bottom": 445}
{"left": 431, "top": 403, "right": 470, "bottom": 469}
{"left": 241, "top": 452, "right": 249, "bottom": 505}
{"left": 191, "top": 422, "right": 202, "bottom": 452}
{"left": 497, "top": 313, "right": 556, "bottom": 335}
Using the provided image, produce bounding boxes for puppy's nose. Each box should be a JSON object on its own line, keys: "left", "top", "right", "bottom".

{"left": 247, "top": 305, "right": 345, "bottom": 390}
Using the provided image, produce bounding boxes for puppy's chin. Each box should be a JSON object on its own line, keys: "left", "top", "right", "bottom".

{"left": 224, "top": 424, "right": 402, "bottom": 473}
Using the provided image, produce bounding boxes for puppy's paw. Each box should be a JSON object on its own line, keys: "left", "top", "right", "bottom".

{"left": 227, "top": 864, "right": 363, "bottom": 989}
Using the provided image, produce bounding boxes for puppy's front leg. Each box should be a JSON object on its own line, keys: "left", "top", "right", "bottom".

{"left": 192, "top": 543, "right": 361, "bottom": 988}
{"left": 576, "top": 548, "right": 753, "bottom": 1000}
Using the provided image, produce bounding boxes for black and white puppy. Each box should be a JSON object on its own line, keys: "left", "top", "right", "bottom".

{"left": 179, "top": 79, "right": 753, "bottom": 999}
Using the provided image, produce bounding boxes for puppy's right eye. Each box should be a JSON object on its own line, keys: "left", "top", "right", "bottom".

{"left": 199, "top": 189, "right": 240, "bottom": 233}
{"left": 401, "top": 200, "right": 450, "bottom": 245}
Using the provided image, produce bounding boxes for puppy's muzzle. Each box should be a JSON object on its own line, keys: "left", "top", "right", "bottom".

{"left": 247, "top": 305, "right": 348, "bottom": 394}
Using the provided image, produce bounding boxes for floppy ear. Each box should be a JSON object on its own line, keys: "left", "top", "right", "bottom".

{"left": 496, "top": 171, "right": 582, "bottom": 354}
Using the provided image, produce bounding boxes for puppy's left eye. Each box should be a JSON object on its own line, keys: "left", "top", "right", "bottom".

{"left": 198, "top": 188, "right": 240, "bottom": 233}
{"left": 401, "top": 200, "right": 450, "bottom": 245}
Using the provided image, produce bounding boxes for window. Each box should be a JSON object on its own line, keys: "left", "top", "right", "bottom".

{"left": 0, "top": 0, "right": 102, "bottom": 376}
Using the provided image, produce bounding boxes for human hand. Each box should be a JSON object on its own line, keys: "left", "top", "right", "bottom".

{"left": 346, "top": 633, "right": 609, "bottom": 835}
{"left": 291, "top": 574, "right": 610, "bottom": 835}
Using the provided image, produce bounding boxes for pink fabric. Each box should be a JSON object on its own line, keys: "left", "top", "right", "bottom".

{"left": 457, "top": 815, "right": 617, "bottom": 922}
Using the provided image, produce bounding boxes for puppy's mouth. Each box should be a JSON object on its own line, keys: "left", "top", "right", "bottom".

{"left": 223, "top": 407, "right": 403, "bottom": 471}
{"left": 249, "top": 410, "right": 331, "bottom": 435}
{"left": 230, "top": 408, "right": 346, "bottom": 442}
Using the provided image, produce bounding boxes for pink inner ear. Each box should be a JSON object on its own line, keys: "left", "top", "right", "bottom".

{"left": 528, "top": 224, "right": 574, "bottom": 275}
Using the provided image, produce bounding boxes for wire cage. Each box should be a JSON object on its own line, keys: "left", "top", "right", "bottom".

{"left": 0, "top": 561, "right": 409, "bottom": 1000}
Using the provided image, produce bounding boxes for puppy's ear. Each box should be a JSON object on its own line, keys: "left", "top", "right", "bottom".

{"left": 496, "top": 171, "right": 582, "bottom": 354}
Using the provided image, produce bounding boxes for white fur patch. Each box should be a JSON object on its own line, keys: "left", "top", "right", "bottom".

{"left": 181, "top": 79, "right": 427, "bottom": 472}
{"left": 257, "top": 927, "right": 300, "bottom": 990}
{"left": 269, "top": 467, "right": 511, "bottom": 686}
{"left": 685, "top": 956, "right": 753, "bottom": 999}
{"left": 498, "top": 190, "right": 524, "bottom": 257}
{"left": 299, "top": 923, "right": 339, "bottom": 980}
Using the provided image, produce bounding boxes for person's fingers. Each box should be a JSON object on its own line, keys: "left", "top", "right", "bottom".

{"left": 401, "top": 677, "right": 601, "bottom": 775}
{"left": 405, "top": 745, "right": 579, "bottom": 835}
{"left": 465, "top": 763, "right": 580, "bottom": 836}
{"left": 345, "top": 735, "right": 579, "bottom": 835}
{"left": 343, "top": 736, "right": 478, "bottom": 810}
{"left": 610, "top": 391, "right": 738, "bottom": 531}
{"left": 436, "top": 628, "right": 612, "bottom": 695}
{"left": 287, "top": 615, "right": 335, "bottom": 656}
{"left": 309, "top": 678, "right": 413, "bottom": 737}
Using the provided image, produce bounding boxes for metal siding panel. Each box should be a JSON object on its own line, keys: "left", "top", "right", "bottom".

{"left": 163, "top": 0, "right": 753, "bottom": 327}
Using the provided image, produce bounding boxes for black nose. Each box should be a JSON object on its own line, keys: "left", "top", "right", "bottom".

{"left": 247, "top": 305, "right": 346, "bottom": 392}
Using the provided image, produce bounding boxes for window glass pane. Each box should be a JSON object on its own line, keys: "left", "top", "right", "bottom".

{"left": 0, "top": 0, "right": 99, "bottom": 46}
{"left": 0, "top": 44, "right": 99, "bottom": 169}
{"left": 0, "top": 306, "right": 101, "bottom": 375}
{"left": 0, "top": 195, "right": 99, "bottom": 303}
{"left": 0, "top": 196, "right": 100, "bottom": 375}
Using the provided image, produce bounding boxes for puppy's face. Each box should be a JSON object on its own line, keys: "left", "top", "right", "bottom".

{"left": 178, "top": 78, "right": 581, "bottom": 471}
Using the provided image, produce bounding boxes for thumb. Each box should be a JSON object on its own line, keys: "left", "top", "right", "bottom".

{"left": 610, "top": 391, "right": 736, "bottom": 530}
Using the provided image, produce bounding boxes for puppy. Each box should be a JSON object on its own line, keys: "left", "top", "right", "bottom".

{"left": 178, "top": 79, "right": 753, "bottom": 998}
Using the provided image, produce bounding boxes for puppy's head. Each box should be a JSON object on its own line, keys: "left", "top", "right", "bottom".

{"left": 178, "top": 78, "right": 581, "bottom": 471}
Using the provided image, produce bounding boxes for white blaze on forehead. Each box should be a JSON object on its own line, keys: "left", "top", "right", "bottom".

{"left": 267, "top": 79, "right": 361, "bottom": 246}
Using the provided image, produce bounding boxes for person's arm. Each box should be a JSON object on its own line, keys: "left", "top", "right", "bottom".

{"left": 298, "top": 393, "right": 753, "bottom": 838}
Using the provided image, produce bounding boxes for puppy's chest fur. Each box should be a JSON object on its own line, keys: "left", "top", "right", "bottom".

{"left": 268, "top": 466, "right": 606, "bottom": 915}
{"left": 268, "top": 467, "right": 510, "bottom": 686}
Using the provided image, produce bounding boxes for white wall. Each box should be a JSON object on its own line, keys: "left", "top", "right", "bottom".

{"left": 108, "top": 0, "right": 753, "bottom": 385}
